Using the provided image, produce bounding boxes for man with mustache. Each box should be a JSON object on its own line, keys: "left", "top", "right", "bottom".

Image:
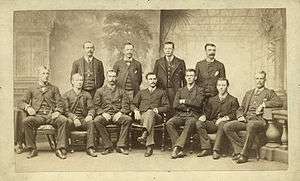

{"left": 224, "top": 71, "right": 283, "bottom": 164}
{"left": 195, "top": 78, "right": 239, "bottom": 159}
{"left": 131, "top": 72, "right": 170, "bottom": 157}
{"left": 93, "top": 69, "right": 132, "bottom": 155}
{"left": 18, "top": 66, "right": 68, "bottom": 159}
{"left": 195, "top": 43, "right": 226, "bottom": 101}
{"left": 153, "top": 42, "right": 186, "bottom": 111}
{"left": 113, "top": 42, "right": 142, "bottom": 101}
{"left": 71, "top": 41, "right": 105, "bottom": 97}
{"left": 62, "top": 73, "right": 98, "bottom": 157}
{"left": 166, "top": 69, "right": 205, "bottom": 159}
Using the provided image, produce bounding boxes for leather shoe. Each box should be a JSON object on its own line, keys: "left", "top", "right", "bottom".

{"left": 144, "top": 146, "right": 153, "bottom": 157}
{"left": 236, "top": 154, "right": 248, "bottom": 164}
{"left": 137, "top": 131, "right": 147, "bottom": 145}
{"left": 61, "top": 148, "right": 67, "bottom": 155}
{"left": 86, "top": 148, "right": 97, "bottom": 157}
{"left": 116, "top": 147, "right": 129, "bottom": 155}
{"left": 15, "top": 145, "right": 24, "bottom": 154}
{"left": 232, "top": 153, "right": 240, "bottom": 161}
{"left": 177, "top": 150, "right": 186, "bottom": 158}
{"left": 197, "top": 149, "right": 211, "bottom": 157}
{"left": 27, "top": 149, "right": 38, "bottom": 159}
{"left": 212, "top": 151, "right": 220, "bottom": 160}
{"left": 171, "top": 146, "right": 180, "bottom": 159}
{"left": 55, "top": 149, "right": 66, "bottom": 159}
{"left": 101, "top": 148, "right": 114, "bottom": 155}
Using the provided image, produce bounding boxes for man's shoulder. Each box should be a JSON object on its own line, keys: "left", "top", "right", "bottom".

{"left": 132, "top": 59, "right": 142, "bottom": 65}
{"left": 196, "top": 59, "right": 206, "bottom": 66}
{"left": 74, "top": 57, "right": 84, "bottom": 64}
{"left": 244, "top": 89, "right": 255, "bottom": 96}
{"left": 174, "top": 56, "right": 184, "bottom": 63}
{"left": 214, "top": 59, "right": 225, "bottom": 66}
{"left": 62, "top": 89, "right": 73, "bottom": 97}
{"left": 93, "top": 57, "right": 102, "bottom": 64}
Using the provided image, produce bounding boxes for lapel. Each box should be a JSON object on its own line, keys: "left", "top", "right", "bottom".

{"left": 244, "top": 89, "right": 255, "bottom": 114}
{"left": 158, "top": 57, "right": 167, "bottom": 73}
{"left": 92, "top": 57, "right": 97, "bottom": 83}
{"left": 80, "top": 57, "right": 85, "bottom": 79}
{"left": 170, "top": 57, "right": 180, "bottom": 78}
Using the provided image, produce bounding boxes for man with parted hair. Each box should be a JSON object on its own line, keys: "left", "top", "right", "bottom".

{"left": 113, "top": 42, "right": 142, "bottom": 101}
{"left": 131, "top": 72, "right": 170, "bottom": 157}
{"left": 62, "top": 73, "right": 98, "bottom": 157}
{"left": 153, "top": 41, "right": 186, "bottom": 110}
{"left": 195, "top": 43, "right": 226, "bottom": 100}
{"left": 166, "top": 69, "right": 205, "bottom": 159}
{"left": 18, "top": 66, "right": 68, "bottom": 159}
{"left": 93, "top": 69, "right": 132, "bottom": 155}
{"left": 195, "top": 77, "right": 239, "bottom": 159}
{"left": 224, "top": 71, "right": 283, "bottom": 164}
{"left": 71, "top": 41, "right": 105, "bottom": 97}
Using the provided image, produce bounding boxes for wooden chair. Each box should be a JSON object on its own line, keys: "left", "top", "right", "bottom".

{"left": 129, "top": 113, "right": 167, "bottom": 151}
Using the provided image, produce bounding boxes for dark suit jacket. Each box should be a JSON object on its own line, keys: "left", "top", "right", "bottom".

{"left": 153, "top": 56, "right": 186, "bottom": 91}
{"left": 195, "top": 59, "right": 225, "bottom": 96}
{"left": 18, "top": 83, "right": 64, "bottom": 114}
{"left": 173, "top": 85, "right": 205, "bottom": 117}
{"left": 71, "top": 56, "right": 105, "bottom": 90}
{"left": 204, "top": 94, "right": 239, "bottom": 122}
{"left": 62, "top": 89, "right": 95, "bottom": 120}
{"left": 131, "top": 88, "right": 170, "bottom": 114}
{"left": 236, "top": 88, "right": 283, "bottom": 118}
{"left": 113, "top": 59, "right": 142, "bottom": 96}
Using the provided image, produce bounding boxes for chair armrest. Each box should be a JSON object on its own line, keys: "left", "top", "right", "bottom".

{"left": 263, "top": 107, "right": 286, "bottom": 120}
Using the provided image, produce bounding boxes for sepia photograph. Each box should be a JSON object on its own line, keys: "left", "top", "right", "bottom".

{"left": 13, "top": 8, "right": 288, "bottom": 172}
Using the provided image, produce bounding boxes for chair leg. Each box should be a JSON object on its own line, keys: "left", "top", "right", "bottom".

{"left": 161, "top": 127, "right": 165, "bottom": 152}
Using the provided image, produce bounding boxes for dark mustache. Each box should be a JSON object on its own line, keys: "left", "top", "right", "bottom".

{"left": 209, "top": 53, "right": 215, "bottom": 56}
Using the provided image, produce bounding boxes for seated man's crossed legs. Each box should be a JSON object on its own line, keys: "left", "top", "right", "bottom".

{"left": 93, "top": 113, "right": 132, "bottom": 155}
{"left": 23, "top": 114, "right": 68, "bottom": 159}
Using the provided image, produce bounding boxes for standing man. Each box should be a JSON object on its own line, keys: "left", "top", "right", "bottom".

{"left": 131, "top": 72, "right": 170, "bottom": 157}
{"left": 113, "top": 42, "right": 142, "bottom": 101}
{"left": 153, "top": 41, "right": 186, "bottom": 108}
{"left": 224, "top": 71, "right": 283, "bottom": 164}
{"left": 93, "top": 69, "right": 132, "bottom": 155}
{"left": 195, "top": 78, "right": 239, "bottom": 159}
{"left": 166, "top": 69, "right": 205, "bottom": 159}
{"left": 195, "top": 43, "right": 226, "bottom": 101}
{"left": 71, "top": 41, "right": 105, "bottom": 97}
{"left": 18, "top": 66, "right": 68, "bottom": 159}
{"left": 63, "top": 73, "right": 98, "bottom": 157}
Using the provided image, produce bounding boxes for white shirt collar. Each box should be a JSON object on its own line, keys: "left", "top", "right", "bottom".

{"left": 84, "top": 56, "right": 93, "bottom": 63}
{"left": 166, "top": 55, "right": 174, "bottom": 62}
{"left": 148, "top": 86, "right": 156, "bottom": 92}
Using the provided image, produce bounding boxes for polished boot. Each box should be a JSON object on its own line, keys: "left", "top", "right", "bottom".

{"left": 55, "top": 149, "right": 66, "bottom": 159}
{"left": 15, "top": 144, "right": 24, "bottom": 154}
{"left": 137, "top": 131, "right": 148, "bottom": 145}
{"left": 171, "top": 146, "right": 180, "bottom": 159}
{"left": 212, "top": 150, "right": 220, "bottom": 160}
{"left": 86, "top": 148, "right": 97, "bottom": 157}
{"left": 27, "top": 149, "right": 38, "bottom": 159}
{"left": 116, "top": 147, "right": 129, "bottom": 155}
{"left": 197, "top": 149, "right": 211, "bottom": 157}
{"left": 232, "top": 153, "right": 240, "bottom": 161}
{"left": 101, "top": 147, "right": 114, "bottom": 155}
{"left": 236, "top": 154, "right": 248, "bottom": 164}
{"left": 144, "top": 146, "right": 153, "bottom": 157}
{"left": 177, "top": 150, "right": 186, "bottom": 158}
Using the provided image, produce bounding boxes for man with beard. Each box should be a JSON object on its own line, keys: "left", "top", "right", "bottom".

{"left": 113, "top": 42, "right": 142, "bottom": 101}
{"left": 195, "top": 78, "right": 239, "bottom": 159}
{"left": 71, "top": 41, "right": 105, "bottom": 97}
{"left": 153, "top": 42, "right": 186, "bottom": 109}
{"left": 93, "top": 69, "right": 132, "bottom": 155}
{"left": 224, "top": 71, "right": 283, "bottom": 164}
{"left": 63, "top": 73, "right": 98, "bottom": 157}
{"left": 166, "top": 69, "right": 205, "bottom": 159}
{"left": 195, "top": 43, "right": 226, "bottom": 101}
{"left": 131, "top": 72, "right": 170, "bottom": 157}
{"left": 18, "top": 66, "right": 68, "bottom": 159}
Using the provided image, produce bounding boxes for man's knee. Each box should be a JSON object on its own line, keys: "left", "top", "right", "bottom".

{"left": 94, "top": 115, "right": 106, "bottom": 124}
{"left": 195, "top": 120, "right": 205, "bottom": 129}
{"left": 56, "top": 115, "right": 68, "bottom": 125}
{"left": 223, "top": 122, "right": 233, "bottom": 133}
{"left": 121, "top": 115, "right": 132, "bottom": 125}
{"left": 185, "top": 118, "right": 196, "bottom": 126}
{"left": 144, "top": 110, "right": 155, "bottom": 118}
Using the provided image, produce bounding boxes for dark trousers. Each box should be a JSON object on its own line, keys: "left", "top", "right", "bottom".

{"left": 23, "top": 114, "right": 68, "bottom": 150}
{"left": 140, "top": 110, "right": 163, "bottom": 146}
{"left": 195, "top": 120, "right": 228, "bottom": 151}
{"left": 68, "top": 118, "right": 96, "bottom": 149}
{"left": 223, "top": 115, "right": 266, "bottom": 156}
{"left": 93, "top": 114, "right": 132, "bottom": 148}
{"left": 166, "top": 115, "right": 197, "bottom": 148}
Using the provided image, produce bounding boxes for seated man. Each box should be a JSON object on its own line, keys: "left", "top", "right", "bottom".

{"left": 166, "top": 69, "right": 205, "bottom": 159}
{"left": 224, "top": 71, "right": 283, "bottom": 164}
{"left": 196, "top": 78, "right": 239, "bottom": 159}
{"left": 18, "top": 66, "right": 68, "bottom": 159}
{"left": 131, "top": 72, "right": 170, "bottom": 157}
{"left": 63, "top": 73, "right": 98, "bottom": 157}
{"left": 93, "top": 69, "right": 132, "bottom": 155}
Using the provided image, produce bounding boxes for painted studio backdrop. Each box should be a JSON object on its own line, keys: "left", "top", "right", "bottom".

{"left": 13, "top": 9, "right": 287, "bottom": 106}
